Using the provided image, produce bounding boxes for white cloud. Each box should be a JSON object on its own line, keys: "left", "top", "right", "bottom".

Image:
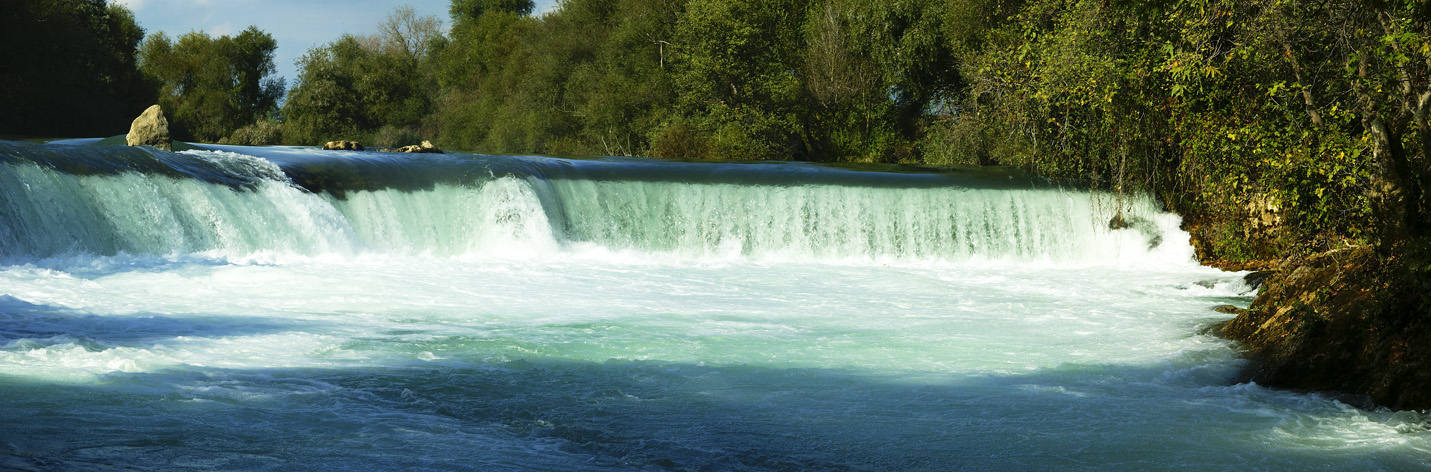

{"left": 208, "top": 23, "right": 234, "bottom": 37}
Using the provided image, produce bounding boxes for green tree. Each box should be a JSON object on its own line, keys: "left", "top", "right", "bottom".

{"left": 430, "top": 1, "right": 543, "bottom": 151}
{"left": 944, "top": 0, "right": 1429, "bottom": 259}
{"left": 138, "top": 26, "right": 283, "bottom": 142}
{"left": 282, "top": 36, "right": 372, "bottom": 144}
{"left": 663, "top": 0, "right": 810, "bottom": 160}
{"left": 562, "top": 0, "right": 684, "bottom": 156}
{"left": 451, "top": 0, "right": 535, "bottom": 22}
{"left": 283, "top": 6, "right": 445, "bottom": 146}
{"left": 800, "top": 0, "right": 961, "bottom": 162}
{"left": 422, "top": 0, "right": 971, "bottom": 161}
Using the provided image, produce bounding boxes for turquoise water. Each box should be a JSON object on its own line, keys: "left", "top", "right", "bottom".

{"left": 0, "top": 141, "right": 1427, "bottom": 470}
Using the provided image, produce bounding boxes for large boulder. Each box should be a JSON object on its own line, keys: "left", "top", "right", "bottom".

{"left": 324, "top": 140, "right": 364, "bottom": 151}
{"left": 126, "top": 104, "right": 171, "bottom": 150}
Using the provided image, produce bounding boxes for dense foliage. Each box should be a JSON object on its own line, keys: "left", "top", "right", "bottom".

{"left": 282, "top": 6, "right": 443, "bottom": 147}
{"left": 955, "top": 0, "right": 1428, "bottom": 257}
{"left": 285, "top": 0, "right": 964, "bottom": 162}
{"left": 0, "top": 0, "right": 153, "bottom": 137}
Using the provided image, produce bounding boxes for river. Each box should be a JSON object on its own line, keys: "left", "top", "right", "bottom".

{"left": 1, "top": 140, "right": 1426, "bottom": 470}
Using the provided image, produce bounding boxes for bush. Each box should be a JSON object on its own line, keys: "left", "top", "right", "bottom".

{"left": 372, "top": 125, "right": 422, "bottom": 148}
{"left": 224, "top": 120, "right": 284, "bottom": 146}
{"left": 648, "top": 121, "right": 709, "bottom": 160}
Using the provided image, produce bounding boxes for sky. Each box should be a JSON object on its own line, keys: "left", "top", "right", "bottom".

{"left": 112, "top": 0, "right": 561, "bottom": 87}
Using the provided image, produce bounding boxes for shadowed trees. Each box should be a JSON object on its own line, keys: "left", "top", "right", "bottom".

{"left": 0, "top": 0, "right": 153, "bottom": 137}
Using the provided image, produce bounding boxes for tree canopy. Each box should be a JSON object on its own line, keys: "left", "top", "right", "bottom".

{"left": 0, "top": 0, "right": 153, "bottom": 137}
{"left": 138, "top": 26, "right": 284, "bottom": 142}
{"left": 951, "top": 0, "right": 1428, "bottom": 254}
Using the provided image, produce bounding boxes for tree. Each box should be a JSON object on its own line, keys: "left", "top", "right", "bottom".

{"left": 666, "top": 0, "right": 810, "bottom": 160}
{"left": 378, "top": 5, "right": 444, "bottom": 59}
{"left": 231, "top": 27, "right": 285, "bottom": 127}
{"left": 282, "top": 36, "right": 372, "bottom": 144}
{"left": 941, "top": 0, "right": 1429, "bottom": 261}
{"left": 450, "top": 0, "right": 535, "bottom": 25}
{"left": 800, "top": 0, "right": 961, "bottom": 161}
{"left": 283, "top": 6, "right": 445, "bottom": 146}
{"left": 430, "top": 2, "right": 542, "bottom": 151}
{"left": 138, "top": 26, "right": 283, "bottom": 142}
{"left": 0, "top": 0, "right": 152, "bottom": 136}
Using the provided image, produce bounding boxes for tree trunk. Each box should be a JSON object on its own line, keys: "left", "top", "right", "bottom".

{"left": 1282, "top": 42, "right": 1324, "bottom": 129}
{"left": 1366, "top": 117, "right": 1418, "bottom": 243}
{"left": 1356, "top": 41, "right": 1422, "bottom": 244}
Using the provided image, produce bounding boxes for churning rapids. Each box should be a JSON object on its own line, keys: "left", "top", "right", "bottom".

{"left": 0, "top": 140, "right": 1427, "bottom": 471}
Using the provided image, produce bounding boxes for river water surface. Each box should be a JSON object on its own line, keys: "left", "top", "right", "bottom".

{"left": 0, "top": 140, "right": 1427, "bottom": 470}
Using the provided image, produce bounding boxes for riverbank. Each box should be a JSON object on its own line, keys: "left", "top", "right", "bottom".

{"left": 1210, "top": 238, "right": 1431, "bottom": 411}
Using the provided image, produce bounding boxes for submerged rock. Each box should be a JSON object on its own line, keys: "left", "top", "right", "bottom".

{"left": 394, "top": 140, "right": 443, "bottom": 154}
{"left": 324, "top": 140, "right": 364, "bottom": 151}
{"left": 1242, "top": 270, "right": 1274, "bottom": 290}
{"left": 126, "top": 104, "right": 171, "bottom": 151}
{"left": 1107, "top": 213, "right": 1163, "bottom": 249}
{"left": 1212, "top": 305, "right": 1245, "bottom": 315}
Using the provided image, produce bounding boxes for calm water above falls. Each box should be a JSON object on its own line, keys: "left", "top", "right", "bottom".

{"left": 0, "top": 140, "right": 1427, "bottom": 471}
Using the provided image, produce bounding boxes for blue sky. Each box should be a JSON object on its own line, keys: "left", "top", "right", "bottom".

{"left": 113, "top": 0, "right": 561, "bottom": 86}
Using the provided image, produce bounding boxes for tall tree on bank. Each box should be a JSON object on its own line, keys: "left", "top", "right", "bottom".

{"left": 283, "top": 6, "right": 446, "bottom": 146}
{"left": 138, "top": 26, "right": 284, "bottom": 142}
{"left": 798, "top": 0, "right": 961, "bottom": 162}
{"left": 662, "top": 0, "right": 810, "bottom": 160}
{"left": 427, "top": 0, "right": 541, "bottom": 152}
{"left": 0, "top": 0, "right": 152, "bottom": 137}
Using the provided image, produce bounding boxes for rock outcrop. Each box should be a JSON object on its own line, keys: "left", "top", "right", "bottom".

{"left": 395, "top": 140, "right": 443, "bottom": 154}
{"left": 1108, "top": 214, "right": 1130, "bottom": 230}
{"left": 1243, "top": 193, "right": 1283, "bottom": 241}
{"left": 126, "top": 104, "right": 171, "bottom": 150}
{"left": 1181, "top": 217, "right": 1281, "bottom": 271}
{"left": 1107, "top": 213, "right": 1163, "bottom": 249}
{"left": 324, "top": 140, "right": 364, "bottom": 151}
{"left": 1217, "top": 244, "right": 1431, "bottom": 410}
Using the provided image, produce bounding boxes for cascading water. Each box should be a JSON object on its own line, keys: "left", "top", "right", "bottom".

{"left": 0, "top": 140, "right": 1426, "bottom": 471}
{"left": 0, "top": 141, "right": 1179, "bottom": 263}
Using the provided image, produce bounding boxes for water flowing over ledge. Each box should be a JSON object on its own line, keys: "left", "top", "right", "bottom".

{"left": 7, "top": 141, "right": 1425, "bottom": 471}
{"left": 0, "top": 141, "right": 1190, "bottom": 266}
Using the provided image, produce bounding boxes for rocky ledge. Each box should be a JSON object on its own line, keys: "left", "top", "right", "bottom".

{"left": 394, "top": 140, "right": 443, "bottom": 154}
{"left": 1216, "top": 242, "right": 1431, "bottom": 410}
{"left": 321, "top": 140, "right": 444, "bottom": 154}
{"left": 324, "top": 140, "right": 365, "bottom": 151}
